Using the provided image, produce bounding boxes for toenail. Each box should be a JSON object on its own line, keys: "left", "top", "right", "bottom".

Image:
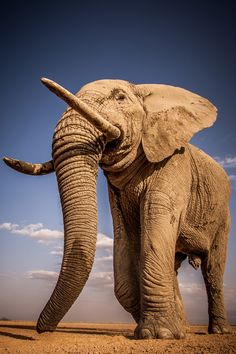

{"left": 140, "top": 328, "right": 153, "bottom": 339}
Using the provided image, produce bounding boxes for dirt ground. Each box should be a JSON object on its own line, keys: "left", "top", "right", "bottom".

{"left": 0, "top": 321, "right": 235, "bottom": 353}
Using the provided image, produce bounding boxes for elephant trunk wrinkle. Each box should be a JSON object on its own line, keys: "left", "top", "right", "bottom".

{"left": 36, "top": 119, "right": 103, "bottom": 333}
{"left": 37, "top": 169, "right": 97, "bottom": 332}
{"left": 52, "top": 111, "right": 105, "bottom": 164}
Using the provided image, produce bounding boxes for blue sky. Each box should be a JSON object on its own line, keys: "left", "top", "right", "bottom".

{"left": 0, "top": 0, "right": 235, "bottom": 324}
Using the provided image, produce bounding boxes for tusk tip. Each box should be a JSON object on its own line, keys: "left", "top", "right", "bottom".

{"left": 3, "top": 156, "right": 11, "bottom": 163}
{"left": 40, "top": 77, "right": 63, "bottom": 96}
{"left": 3, "top": 156, "right": 16, "bottom": 168}
{"left": 41, "top": 77, "right": 52, "bottom": 86}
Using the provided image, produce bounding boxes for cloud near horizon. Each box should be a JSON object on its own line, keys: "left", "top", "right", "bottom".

{"left": 179, "top": 281, "right": 205, "bottom": 295}
{"left": 0, "top": 223, "right": 113, "bottom": 246}
{"left": 0, "top": 222, "right": 63, "bottom": 244}
{"left": 0, "top": 222, "right": 114, "bottom": 288}
{"left": 26, "top": 270, "right": 58, "bottom": 281}
{"left": 17, "top": 228, "right": 115, "bottom": 290}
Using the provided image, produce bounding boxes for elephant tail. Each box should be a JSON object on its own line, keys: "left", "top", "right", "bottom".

{"left": 188, "top": 254, "right": 201, "bottom": 270}
{"left": 3, "top": 157, "right": 54, "bottom": 175}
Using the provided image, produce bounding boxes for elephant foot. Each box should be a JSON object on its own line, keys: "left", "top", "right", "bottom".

{"left": 184, "top": 323, "right": 191, "bottom": 333}
{"left": 134, "top": 315, "right": 186, "bottom": 340}
{"left": 208, "top": 321, "right": 232, "bottom": 334}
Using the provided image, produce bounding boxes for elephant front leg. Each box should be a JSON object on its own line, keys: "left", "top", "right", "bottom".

{"left": 201, "top": 219, "right": 232, "bottom": 334}
{"left": 114, "top": 233, "right": 140, "bottom": 323}
{"left": 136, "top": 194, "right": 186, "bottom": 339}
{"left": 109, "top": 185, "right": 140, "bottom": 323}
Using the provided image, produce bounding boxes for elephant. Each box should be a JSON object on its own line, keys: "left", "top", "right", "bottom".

{"left": 3, "top": 77, "right": 232, "bottom": 339}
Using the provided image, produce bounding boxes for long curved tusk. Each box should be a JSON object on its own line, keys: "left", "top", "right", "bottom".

{"left": 41, "top": 78, "right": 121, "bottom": 141}
{"left": 3, "top": 157, "right": 54, "bottom": 175}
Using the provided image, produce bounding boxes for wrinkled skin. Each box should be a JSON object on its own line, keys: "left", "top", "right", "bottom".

{"left": 4, "top": 78, "right": 232, "bottom": 339}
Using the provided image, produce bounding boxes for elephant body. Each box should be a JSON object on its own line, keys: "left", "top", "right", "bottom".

{"left": 4, "top": 77, "right": 231, "bottom": 339}
{"left": 106, "top": 143, "right": 230, "bottom": 338}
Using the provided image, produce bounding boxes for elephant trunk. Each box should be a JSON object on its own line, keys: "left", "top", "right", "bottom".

{"left": 36, "top": 109, "right": 105, "bottom": 333}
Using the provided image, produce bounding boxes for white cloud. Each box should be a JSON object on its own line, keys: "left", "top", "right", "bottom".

{"left": 1, "top": 223, "right": 113, "bottom": 248}
{"left": 93, "top": 233, "right": 113, "bottom": 274}
{"left": 38, "top": 239, "right": 55, "bottom": 245}
{"left": 96, "top": 255, "right": 113, "bottom": 262}
{"left": 0, "top": 223, "right": 113, "bottom": 250}
{"left": 93, "top": 254, "right": 113, "bottom": 274}
{"left": 179, "top": 281, "right": 205, "bottom": 295}
{"left": 214, "top": 156, "right": 236, "bottom": 168}
{"left": 12, "top": 224, "right": 63, "bottom": 239}
{"left": 96, "top": 233, "right": 113, "bottom": 249}
{"left": 212, "top": 156, "right": 236, "bottom": 189}
{"left": 26, "top": 270, "right": 58, "bottom": 281}
{"left": 87, "top": 272, "right": 114, "bottom": 288}
{"left": 50, "top": 246, "right": 63, "bottom": 256}
{"left": 4, "top": 225, "right": 115, "bottom": 292}
{"left": 0, "top": 222, "right": 18, "bottom": 231}
{"left": 0, "top": 222, "right": 63, "bottom": 244}
{"left": 48, "top": 234, "right": 113, "bottom": 257}
{"left": 44, "top": 232, "right": 115, "bottom": 275}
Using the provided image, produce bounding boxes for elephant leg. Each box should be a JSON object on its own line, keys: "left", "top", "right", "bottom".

{"left": 174, "top": 253, "right": 190, "bottom": 331}
{"left": 108, "top": 185, "right": 140, "bottom": 323}
{"left": 136, "top": 192, "right": 186, "bottom": 340}
{"left": 114, "top": 228, "right": 140, "bottom": 323}
{"left": 201, "top": 218, "right": 232, "bottom": 334}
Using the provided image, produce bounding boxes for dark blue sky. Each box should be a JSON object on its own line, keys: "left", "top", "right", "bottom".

{"left": 1, "top": 1, "right": 236, "bottom": 158}
{"left": 0, "top": 0, "right": 235, "bottom": 323}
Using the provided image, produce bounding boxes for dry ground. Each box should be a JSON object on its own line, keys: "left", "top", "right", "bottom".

{"left": 0, "top": 321, "right": 235, "bottom": 353}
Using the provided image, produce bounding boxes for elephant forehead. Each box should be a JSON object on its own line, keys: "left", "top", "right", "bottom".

{"left": 79, "top": 79, "right": 131, "bottom": 95}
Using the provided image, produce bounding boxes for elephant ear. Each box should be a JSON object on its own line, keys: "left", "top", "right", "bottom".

{"left": 137, "top": 84, "right": 217, "bottom": 163}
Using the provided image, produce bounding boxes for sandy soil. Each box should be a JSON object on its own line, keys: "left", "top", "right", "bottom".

{"left": 0, "top": 321, "right": 235, "bottom": 353}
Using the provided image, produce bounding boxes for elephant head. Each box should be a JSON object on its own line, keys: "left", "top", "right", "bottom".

{"left": 3, "top": 78, "right": 217, "bottom": 333}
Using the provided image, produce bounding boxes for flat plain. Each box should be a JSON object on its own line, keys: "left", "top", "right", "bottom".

{"left": 0, "top": 321, "right": 235, "bottom": 353}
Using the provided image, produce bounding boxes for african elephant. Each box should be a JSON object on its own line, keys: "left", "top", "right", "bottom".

{"left": 3, "top": 77, "right": 231, "bottom": 339}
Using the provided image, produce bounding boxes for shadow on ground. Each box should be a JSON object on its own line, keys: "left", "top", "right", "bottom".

{"left": 0, "top": 330, "right": 35, "bottom": 341}
{"left": 0, "top": 323, "right": 134, "bottom": 339}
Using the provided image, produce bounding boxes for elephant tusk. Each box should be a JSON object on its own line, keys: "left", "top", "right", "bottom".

{"left": 41, "top": 77, "right": 121, "bottom": 141}
{"left": 3, "top": 157, "right": 54, "bottom": 175}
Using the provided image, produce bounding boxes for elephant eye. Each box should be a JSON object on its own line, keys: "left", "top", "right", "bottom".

{"left": 116, "top": 93, "right": 126, "bottom": 101}
{"left": 112, "top": 89, "right": 126, "bottom": 101}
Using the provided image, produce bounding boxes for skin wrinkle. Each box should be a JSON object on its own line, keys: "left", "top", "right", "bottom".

{"left": 53, "top": 129, "right": 102, "bottom": 146}
{"left": 53, "top": 140, "right": 99, "bottom": 160}
{"left": 53, "top": 126, "right": 102, "bottom": 146}
{"left": 56, "top": 162, "right": 97, "bottom": 179}
{"left": 59, "top": 180, "right": 96, "bottom": 196}
{"left": 60, "top": 189, "right": 97, "bottom": 203}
